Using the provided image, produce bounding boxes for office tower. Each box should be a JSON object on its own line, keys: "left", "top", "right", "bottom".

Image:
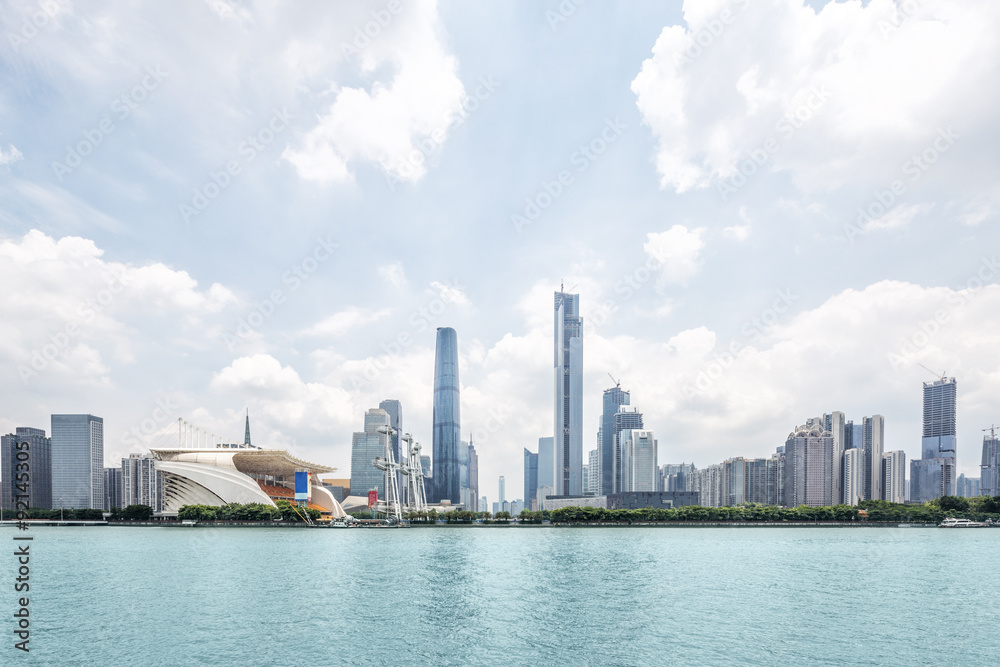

{"left": 882, "top": 450, "right": 906, "bottom": 503}
{"left": 982, "top": 432, "right": 1000, "bottom": 496}
{"left": 613, "top": 407, "right": 644, "bottom": 492}
{"left": 956, "top": 474, "right": 980, "bottom": 498}
{"left": 432, "top": 327, "right": 461, "bottom": 503}
{"left": 587, "top": 448, "right": 600, "bottom": 495}
{"left": 492, "top": 501, "right": 499, "bottom": 515}
{"left": 122, "top": 454, "right": 162, "bottom": 511}
{"left": 478, "top": 496, "right": 487, "bottom": 512}
{"left": 862, "top": 415, "right": 885, "bottom": 500}
{"left": 844, "top": 420, "right": 856, "bottom": 450}
{"left": 349, "top": 408, "right": 391, "bottom": 497}
{"left": 911, "top": 377, "right": 957, "bottom": 501}
{"left": 618, "top": 430, "right": 658, "bottom": 493}
{"left": 843, "top": 447, "right": 864, "bottom": 506}
{"left": 498, "top": 475, "right": 505, "bottom": 507}
{"left": 582, "top": 464, "right": 590, "bottom": 494}
{"left": 104, "top": 467, "right": 122, "bottom": 511}
{"left": 459, "top": 439, "right": 471, "bottom": 509}
{"left": 599, "top": 385, "right": 630, "bottom": 495}
{"left": 1, "top": 427, "right": 52, "bottom": 510}
{"left": 511, "top": 499, "right": 523, "bottom": 516}
{"left": 662, "top": 463, "right": 696, "bottom": 493}
{"left": 553, "top": 289, "right": 583, "bottom": 496}
{"left": 524, "top": 448, "right": 538, "bottom": 509}
{"left": 536, "top": 436, "right": 554, "bottom": 507}
{"left": 468, "top": 441, "right": 479, "bottom": 512}
{"left": 51, "top": 414, "right": 104, "bottom": 510}
{"left": 722, "top": 458, "right": 747, "bottom": 506}
{"left": 783, "top": 419, "right": 834, "bottom": 508}
{"left": 822, "top": 412, "right": 846, "bottom": 504}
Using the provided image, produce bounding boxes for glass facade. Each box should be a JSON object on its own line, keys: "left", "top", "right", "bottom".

{"left": 51, "top": 414, "right": 103, "bottom": 510}
{"left": 554, "top": 291, "right": 583, "bottom": 496}
{"left": 432, "top": 327, "right": 461, "bottom": 503}
{"left": 600, "top": 386, "right": 629, "bottom": 495}
{"left": 1, "top": 427, "right": 52, "bottom": 510}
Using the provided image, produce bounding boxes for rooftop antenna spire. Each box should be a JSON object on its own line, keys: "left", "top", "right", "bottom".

{"left": 244, "top": 409, "right": 252, "bottom": 447}
{"left": 984, "top": 425, "right": 999, "bottom": 439}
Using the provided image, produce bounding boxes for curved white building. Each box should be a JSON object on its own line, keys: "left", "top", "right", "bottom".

{"left": 150, "top": 447, "right": 346, "bottom": 519}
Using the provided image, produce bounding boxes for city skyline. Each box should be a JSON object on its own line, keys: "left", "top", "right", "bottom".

{"left": 2, "top": 1, "right": 1000, "bottom": 505}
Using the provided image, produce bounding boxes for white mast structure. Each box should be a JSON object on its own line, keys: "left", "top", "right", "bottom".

{"left": 374, "top": 425, "right": 403, "bottom": 522}
{"left": 402, "top": 433, "right": 427, "bottom": 512}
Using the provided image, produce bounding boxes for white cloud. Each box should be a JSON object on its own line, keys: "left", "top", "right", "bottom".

{"left": 643, "top": 225, "right": 706, "bottom": 286}
{"left": 864, "top": 202, "right": 932, "bottom": 232}
{"left": 302, "top": 307, "right": 392, "bottom": 337}
{"left": 430, "top": 279, "right": 469, "bottom": 306}
{"left": 723, "top": 225, "right": 751, "bottom": 241}
{"left": 282, "top": 2, "right": 467, "bottom": 184}
{"left": 631, "top": 0, "right": 1000, "bottom": 195}
{"left": 378, "top": 261, "right": 407, "bottom": 287}
{"left": 0, "top": 144, "right": 23, "bottom": 165}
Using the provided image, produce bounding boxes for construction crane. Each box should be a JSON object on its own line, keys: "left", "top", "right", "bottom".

{"left": 608, "top": 373, "right": 620, "bottom": 389}
{"left": 916, "top": 363, "right": 948, "bottom": 382}
{"left": 984, "top": 425, "right": 999, "bottom": 440}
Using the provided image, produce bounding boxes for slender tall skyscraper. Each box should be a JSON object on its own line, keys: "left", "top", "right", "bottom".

{"left": 554, "top": 289, "right": 583, "bottom": 496}
{"left": 600, "top": 385, "right": 630, "bottom": 495}
{"left": 862, "top": 415, "right": 884, "bottom": 501}
{"left": 524, "top": 448, "right": 538, "bottom": 509}
{"left": 51, "top": 414, "right": 103, "bottom": 510}
{"left": 432, "top": 327, "right": 461, "bottom": 503}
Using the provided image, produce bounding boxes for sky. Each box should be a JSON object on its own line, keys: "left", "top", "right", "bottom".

{"left": 2, "top": 0, "right": 999, "bottom": 505}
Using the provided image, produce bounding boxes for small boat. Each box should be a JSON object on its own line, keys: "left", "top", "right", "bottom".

{"left": 939, "top": 517, "right": 986, "bottom": 528}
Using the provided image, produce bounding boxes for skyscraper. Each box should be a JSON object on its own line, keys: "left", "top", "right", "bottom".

{"left": 882, "top": 450, "right": 906, "bottom": 504}
{"left": 379, "top": 399, "right": 403, "bottom": 467}
{"left": 613, "top": 407, "right": 644, "bottom": 493}
{"left": 843, "top": 447, "right": 864, "bottom": 506}
{"left": 783, "top": 419, "right": 833, "bottom": 508}
{"left": 619, "top": 430, "right": 658, "bottom": 492}
{"left": 349, "top": 408, "right": 390, "bottom": 497}
{"left": 51, "top": 414, "right": 104, "bottom": 510}
{"left": 587, "top": 448, "right": 600, "bottom": 495}
{"left": 122, "top": 453, "right": 162, "bottom": 511}
{"left": 104, "top": 467, "right": 122, "bottom": 511}
{"left": 498, "top": 475, "right": 505, "bottom": 507}
{"left": 824, "top": 412, "right": 845, "bottom": 504}
{"left": 1, "top": 427, "right": 52, "bottom": 510}
{"left": 524, "top": 448, "right": 538, "bottom": 509}
{"left": 862, "top": 415, "right": 885, "bottom": 501}
{"left": 468, "top": 440, "right": 479, "bottom": 512}
{"left": 536, "top": 436, "right": 555, "bottom": 507}
{"left": 599, "top": 385, "right": 630, "bottom": 495}
{"left": 432, "top": 327, "right": 461, "bottom": 503}
{"left": 554, "top": 289, "right": 583, "bottom": 496}
{"left": 981, "top": 431, "right": 1000, "bottom": 496}
{"left": 911, "top": 377, "right": 957, "bottom": 501}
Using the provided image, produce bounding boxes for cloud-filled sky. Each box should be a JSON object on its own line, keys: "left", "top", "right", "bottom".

{"left": 2, "top": 0, "right": 999, "bottom": 504}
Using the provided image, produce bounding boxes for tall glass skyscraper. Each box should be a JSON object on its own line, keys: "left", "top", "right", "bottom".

{"left": 349, "top": 408, "right": 390, "bottom": 497}
{"left": 51, "top": 414, "right": 104, "bottom": 510}
{"left": 554, "top": 290, "right": 583, "bottom": 496}
{"left": 523, "top": 448, "right": 538, "bottom": 510}
{"left": 432, "top": 327, "right": 461, "bottom": 503}
{"left": 1, "top": 427, "right": 52, "bottom": 510}
{"left": 911, "top": 377, "right": 957, "bottom": 501}
{"left": 600, "top": 386, "right": 630, "bottom": 495}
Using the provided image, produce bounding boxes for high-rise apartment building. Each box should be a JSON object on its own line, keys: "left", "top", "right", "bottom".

{"left": 122, "top": 453, "right": 162, "bottom": 511}
{"left": 882, "top": 450, "right": 906, "bottom": 504}
{"left": 350, "top": 408, "right": 391, "bottom": 497}
{"left": 824, "top": 412, "right": 846, "bottom": 504}
{"left": 783, "top": 419, "right": 833, "bottom": 508}
{"left": 862, "top": 415, "right": 885, "bottom": 501}
{"left": 599, "top": 385, "right": 629, "bottom": 495}
{"left": 843, "top": 447, "right": 864, "bottom": 506}
{"left": 432, "top": 327, "right": 461, "bottom": 503}
{"left": 51, "top": 414, "right": 104, "bottom": 510}
{"left": 553, "top": 289, "right": 583, "bottom": 496}
{"left": 1, "top": 427, "right": 52, "bottom": 510}
{"left": 956, "top": 473, "right": 980, "bottom": 499}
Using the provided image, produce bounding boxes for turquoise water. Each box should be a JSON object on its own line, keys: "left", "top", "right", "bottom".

{"left": 1, "top": 526, "right": 997, "bottom": 665}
